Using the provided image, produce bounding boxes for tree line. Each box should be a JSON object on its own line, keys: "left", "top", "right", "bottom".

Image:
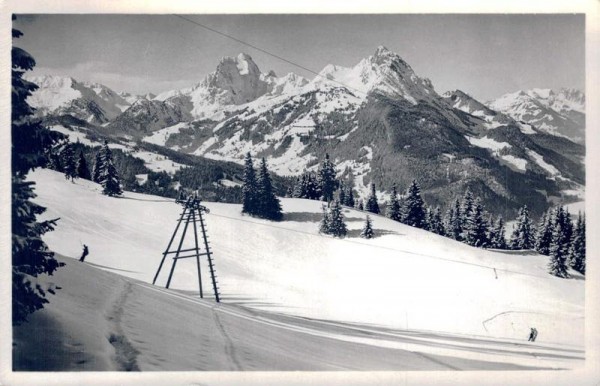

{"left": 286, "top": 154, "right": 586, "bottom": 279}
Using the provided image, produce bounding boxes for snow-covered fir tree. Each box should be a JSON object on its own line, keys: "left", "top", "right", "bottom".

{"left": 76, "top": 150, "right": 91, "bottom": 180}
{"left": 404, "top": 180, "right": 426, "bottom": 228}
{"left": 242, "top": 152, "right": 258, "bottom": 215}
{"left": 460, "top": 189, "right": 475, "bottom": 236}
{"left": 326, "top": 200, "right": 347, "bottom": 238}
{"left": 445, "top": 198, "right": 463, "bottom": 241}
{"left": 319, "top": 205, "right": 331, "bottom": 234}
{"left": 365, "top": 183, "right": 380, "bottom": 214}
{"left": 548, "top": 210, "right": 570, "bottom": 278}
{"left": 12, "top": 18, "right": 65, "bottom": 324}
{"left": 489, "top": 216, "right": 507, "bottom": 249}
{"left": 98, "top": 141, "right": 122, "bottom": 197}
{"left": 61, "top": 144, "right": 77, "bottom": 181}
{"left": 306, "top": 173, "right": 321, "bottom": 200}
{"left": 429, "top": 207, "right": 445, "bottom": 236}
{"left": 510, "top": 205, "right": 535, "bottom": 250}
{"left": 386, "top": 184, "right": 402, "bottom": 222}
{"left": 464, "top": 198, "right": 489, "bottom": 248}
{"left": 568, "top": 213, "right": 586, "bottom": 275}
{"left": 535, "top": 210, "right": 554, "bottom": 255}
{"left": 92, "top": 150, "right": 103, "bottom": 183}
{"left": 318, "top": 153, "right": 337, "bottom": 202}
{"left": 256, "top": 157, "right": 283, "bottom": 221}
{"left": 361, "top": 215, "right": 374, "bottom": 239}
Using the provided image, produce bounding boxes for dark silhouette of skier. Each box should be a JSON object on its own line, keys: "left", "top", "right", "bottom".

{"left": 79, "top": 244, "right": 89, "bottom": 262}
{"left": 528, "top": 327, "right": 538, "bottom": 342}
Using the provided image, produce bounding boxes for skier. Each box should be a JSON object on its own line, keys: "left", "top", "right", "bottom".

{"left": 532, "top": 327, "right": 538, "bottom": 342}
{"left": 528, "top": 327, "right": 537, "bottom": 342}
{"left": 79, "top": 244, "right": 89, "bottom": 262}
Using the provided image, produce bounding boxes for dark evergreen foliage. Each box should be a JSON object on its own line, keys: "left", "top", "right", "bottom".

{"left": 464, "top": 198, "right": 489, "bottom": 247}
{"left": 98, "top": 141, "right": 123, "bottom": 196}
{"left": 548, "top": 209, "right": 570, "bottom": 278}
{"left": 319, "top": 205, "right": 331, "bottom": 234}
{"left": 445, "top": 198, "right": 463, "bottom": 241}
{"left": 322, "top": 200, "right": 347, "bottom": 238}
{"left": 404, "top": 180, "right": 426, "bottom": 228}
{"left": 535, "top": 210, "right": 554, "bottom": 255}
{"left": 510, "top": 205, "right": 536, "bottom": 250}
{"left": 76, "top": 150, "right": 91, "bottom": 180}
{"left": 386, "top": 184, "right": 402, "bottom": 222}
{"left": 568, "top": 213, "right": 586, "bottom": 275}
{"left": 345, "top": 185, "right": 355, "bottom": 207}
{"left": 489, "top": 216, "right": 507, "bottom": 249}
{"left": 12, "top": 19, "right": 64, "bottom": 324}
{"left": 256, "top": 158, "right": 283, "bottom": 221}
{"left": 242, "top": 152, "right": 258, "bottom": 215}
{"left": 361, "top": 215, "right": 374, "bottom": 239}
{"left": 318, "top": 153, "right": 338, "bottom": 202}
{"left": 365, "top": 183, "right": 380, "bottom": 214}
{"left": 429, "top": 207, "right": 445, "bottom": 236}
{"left": 61, "top": 144, "right": 78, "bottom": 181}
{"left": 92, "top": 151, "right": 103, "bottom": 183}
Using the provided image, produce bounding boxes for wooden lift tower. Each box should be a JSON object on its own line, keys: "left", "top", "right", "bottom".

{"left": 152, "top": 195, "right": 220, "bottom": 302}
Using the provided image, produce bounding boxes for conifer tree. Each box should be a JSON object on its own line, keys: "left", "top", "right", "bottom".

{"left": 510, "top": 205, "right": 535, "bottom": 250}
{"left": 47, "top": 151, "right": 63, "bottom": 172}
{"left": 357, "top": 199, "right": 364, "bottom": 211}
{"left": 338, "top": 185, "right": 346, "bottom": 206}
{"left": 535, "top": 210, "right": 554, "bottom": 255}
{"left": 548, "top": 213, "right": 569, "bottom": 278}
{"left": 242, "top": 152, "right": 258, "bottom": 215}
{"left": 568, "top": 213, "right": 586, "bottom": 275}
{"left": 98, "top": 141, "right": 122, "bottom": 197}
{"left": 292, "top": 176, "right": 303, "bottom": 198}
{"left": 12, "top": 18, "right": 65, "bottom": 324}
{"left": 61, "top": 144, "right": 77, "bottom": 181}
{"left": 386, "top": 184, "right": 402, "bottom": 222}
{"left": 306, "top": 173, "right": 321, "bottom": 200}
{"left": 461, "top": 189, "right": 475, "bottom": 232}
{"left": 365, "top": 183, "right": 380, "bottom": 214}
{"left": 490, "top": 216, "right": 507, "bottom": 249}
{"left": 464, "top": 198, "right": 489, "bottom": 247}
{"left": 361, "top": 215, "right": 374, "bottom": 239}
{"left": 319, "top": 205, "right": 331, "bottom": 234}
{"left": 92, "top": 150, "right": 103, "bottom": 183}
{"left": 404, "top": 180, "right": 426, "bottom": 228}
{"left": 256, "top": 157, "right": 282, "bottom": 221}
{"left": 345, "top": 186, "right": 355, "bottom": 207}
{"left": 445, "top": 198, "right": 463, "bottom": 241}
{"left": 76, "top": 150, "right": 91, "bottom": 180}
{"left": 327, "top": 200, "right": 347, "bottom": 237}
{"left": 429, "top": 207, "right": 445, "bottom": 236}
{"left": 318, "top": 153, "right": 338, "bottom": 202}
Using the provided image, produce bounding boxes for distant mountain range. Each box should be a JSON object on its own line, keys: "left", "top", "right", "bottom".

{"left": 25, "top": 46, "right": 585, "bottom": 218}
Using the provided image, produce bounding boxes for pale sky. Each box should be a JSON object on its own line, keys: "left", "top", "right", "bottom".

{"left": 13, "top": 14, "right": 585, "bottom": 101}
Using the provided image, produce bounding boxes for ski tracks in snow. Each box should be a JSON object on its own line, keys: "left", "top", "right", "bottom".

{"left": 211, "top": 307, "right": 243, "bottom": 370}
{"left": 105, "top": 280, "right": 140, "bottom": 371}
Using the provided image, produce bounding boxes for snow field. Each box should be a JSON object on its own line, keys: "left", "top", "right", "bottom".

{"left": 30, "top": 169, "right": 584, "bottom": 347}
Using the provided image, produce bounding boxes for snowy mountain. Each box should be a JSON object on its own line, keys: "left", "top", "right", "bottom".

{"left": 153, "top": 53, "right": 309, "bottom": 120}
{"left": 487, "top": 88, "right": 585, "bottom": 143}
{"left": 25, "top": 75, "right": 144, "bottom": 124}
{"left": 29, "top": 47, "right": 585, "bottom": 218}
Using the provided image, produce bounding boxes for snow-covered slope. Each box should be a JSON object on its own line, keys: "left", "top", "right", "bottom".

{"left": 30, "top": 169, "right": 584, "bottom": 348}
{"left": 488, "top": 88, "right": 585, "bottom": 143}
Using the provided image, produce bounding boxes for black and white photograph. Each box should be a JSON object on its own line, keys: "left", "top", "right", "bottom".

{"left": 2, "top": 1, "right": 599, "bottom": 385}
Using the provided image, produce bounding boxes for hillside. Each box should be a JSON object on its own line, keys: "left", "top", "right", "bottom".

{"left": 27, "top": 169, "right": 584, "bottom": 349}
